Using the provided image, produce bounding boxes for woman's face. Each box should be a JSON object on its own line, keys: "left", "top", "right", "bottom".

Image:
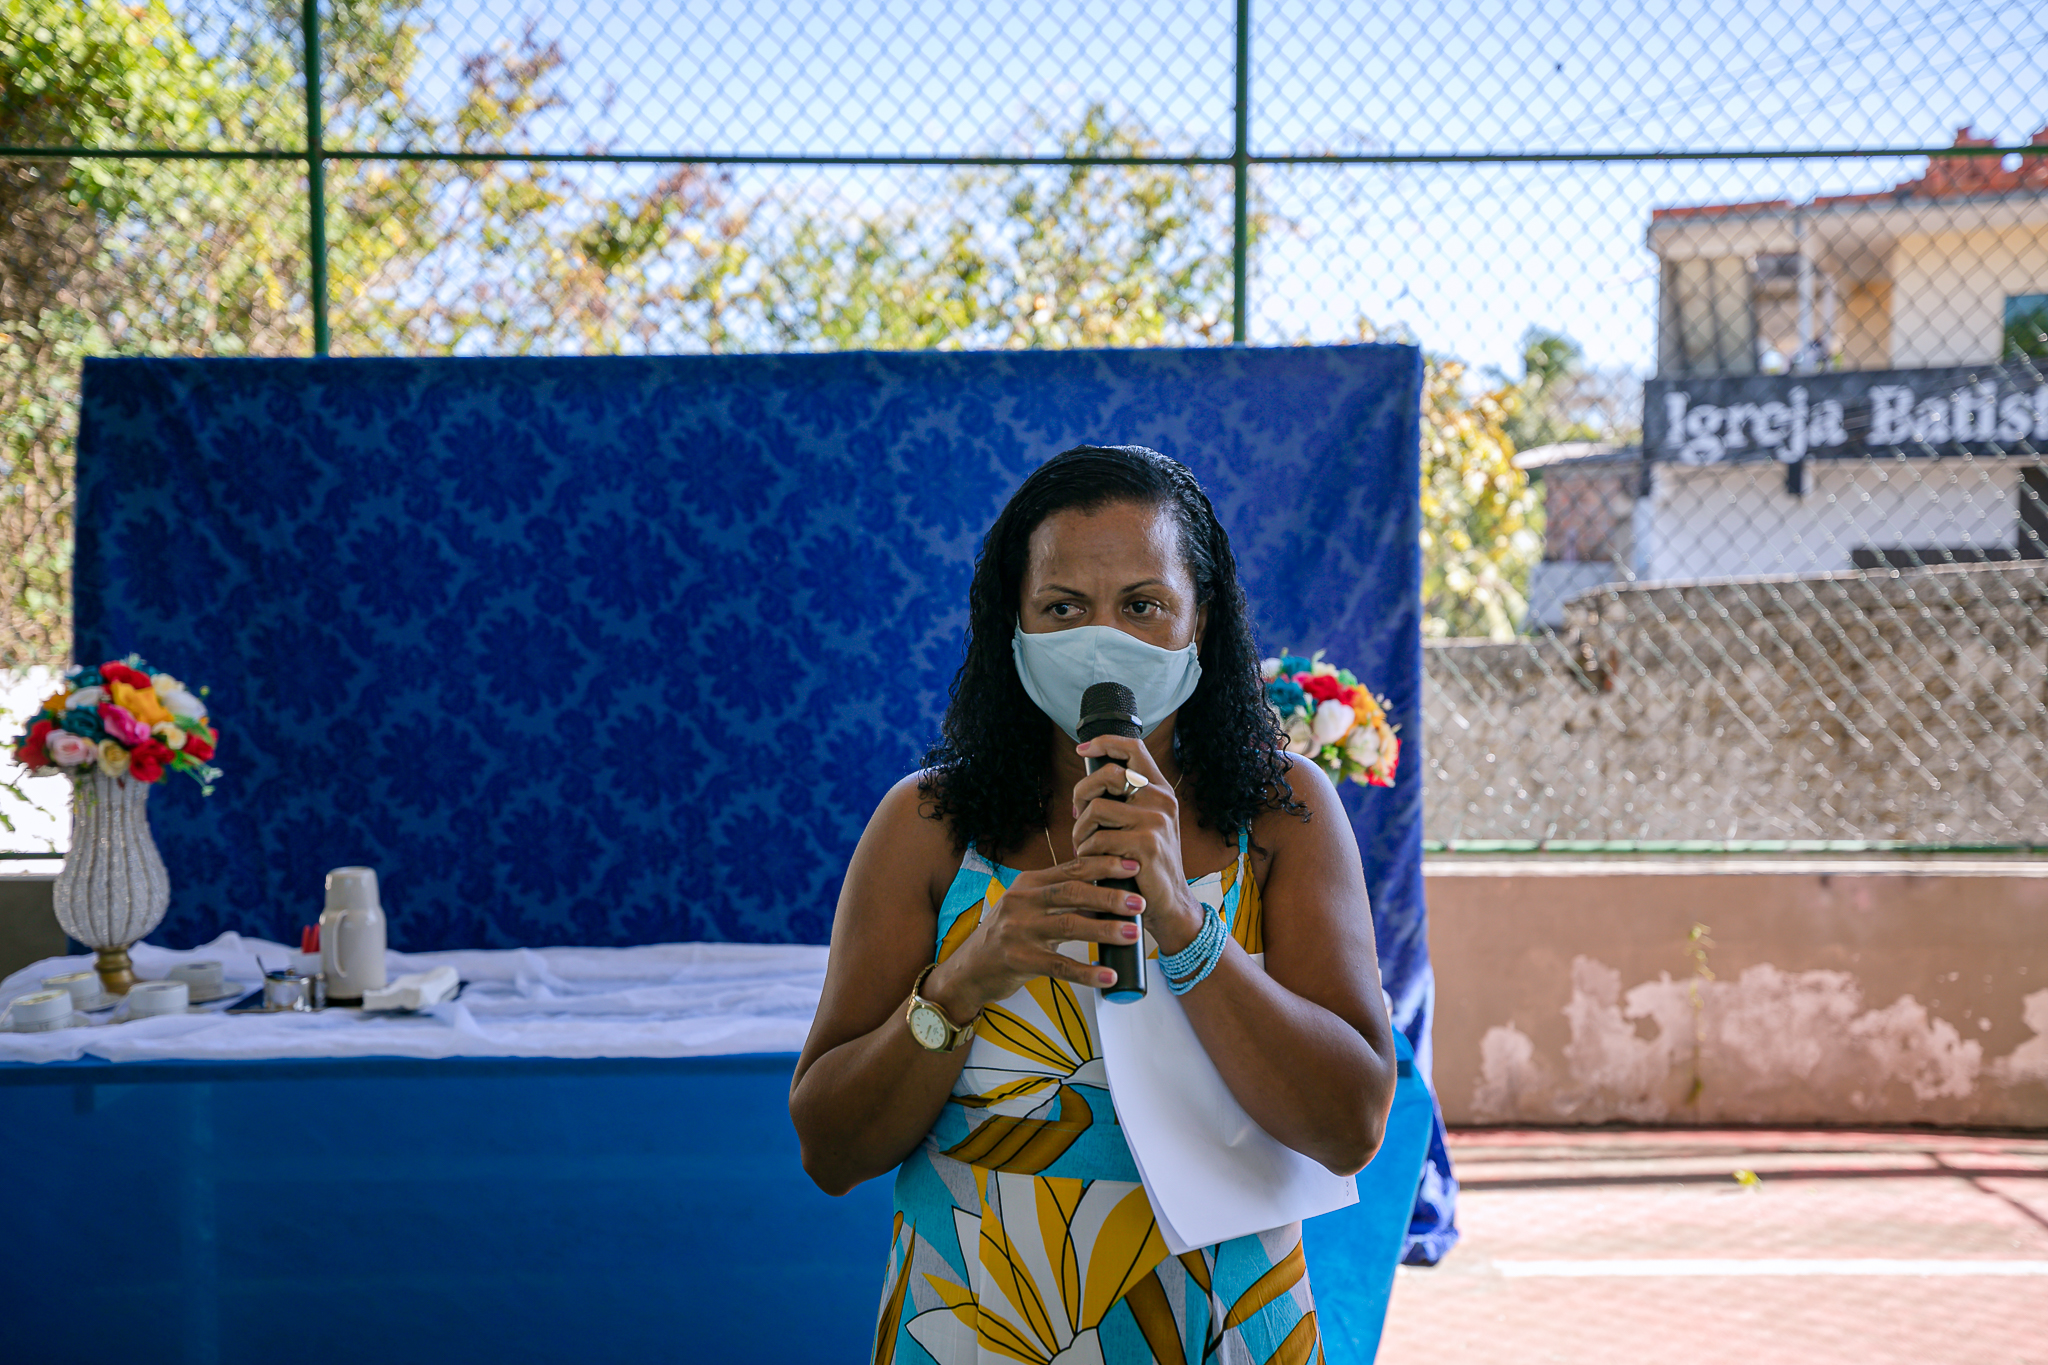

{"left": 1019, "top": 499, "right": 1205, "bottom": 648}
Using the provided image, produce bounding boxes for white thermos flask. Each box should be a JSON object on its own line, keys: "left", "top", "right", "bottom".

{"left": 320, "top": 866, "right": 388, "bottom": 1002}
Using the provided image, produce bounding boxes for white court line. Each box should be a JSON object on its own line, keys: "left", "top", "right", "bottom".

{"left": 1496, "top": 1260, "right": 2048, "bottom": 1278}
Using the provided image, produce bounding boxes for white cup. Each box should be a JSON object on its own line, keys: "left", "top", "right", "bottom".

{"left": 43, "top": 971, "right": 105, "bottom": 1008}
{"left": 168, "top": 961, "right": 226, "bottom": 998}
{"left": 9, "top": 989, "right": 75, "bottom": 1030}
{"left": 126, "top": 981, "right": 190, "bottom": 1018}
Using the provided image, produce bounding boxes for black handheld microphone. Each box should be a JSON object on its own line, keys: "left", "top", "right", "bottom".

{"left": 1076, "top": 682, "right": 1147, "bottom": 1003}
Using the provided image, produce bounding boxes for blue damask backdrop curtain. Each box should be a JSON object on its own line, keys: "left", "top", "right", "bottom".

{"left": 74, "top": 344, "right": 1455, "bottom": 1258}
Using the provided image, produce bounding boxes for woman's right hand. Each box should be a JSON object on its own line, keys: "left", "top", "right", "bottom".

{"left": 924, "top": 855, "right": 1147, "bottom": 1019}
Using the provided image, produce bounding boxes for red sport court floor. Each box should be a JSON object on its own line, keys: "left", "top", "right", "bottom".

{"left": 1377, "top": 1129, "right": 2048, "bottom": 1365}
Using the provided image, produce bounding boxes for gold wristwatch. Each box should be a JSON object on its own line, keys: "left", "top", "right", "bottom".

{"left": 905, "top": 963, "right": 977, "bottom": 1053}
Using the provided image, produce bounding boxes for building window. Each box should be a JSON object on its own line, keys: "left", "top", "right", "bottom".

{"left": 1660, "top": 257, "right": 1757, "bottom": 376}
{"left": 2005, "top": 294, "right": 2048, "bottom": 359}
{"left": 1660, "top": 253, "right": 1838, "bottom": 378}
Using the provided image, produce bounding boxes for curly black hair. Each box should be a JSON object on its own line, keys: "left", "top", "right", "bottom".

{"left": 919, "top": 444, "right": 1302, "bottom": 855}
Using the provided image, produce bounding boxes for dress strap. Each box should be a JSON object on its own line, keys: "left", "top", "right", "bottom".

{"left": 1213, "top": 827, "right": 1251, "bottom": 931}
{"left": 934, "top": 842, "right": 1008, "bottom": 960}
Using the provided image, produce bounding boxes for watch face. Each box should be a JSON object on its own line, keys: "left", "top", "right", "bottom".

{"left": 909, "top": 1004, "right": 950, "bottom": 1050}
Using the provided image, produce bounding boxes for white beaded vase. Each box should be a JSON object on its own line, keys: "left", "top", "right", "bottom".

{"left": 53, "top": 770, "right": 171, "bottom": 996}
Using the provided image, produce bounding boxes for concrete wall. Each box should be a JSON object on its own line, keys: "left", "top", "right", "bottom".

{"left": 9, "top": 854, "right": 2043, "bottom": 1131}
{"left": 1541, "top": 465, "right": 1634, "bottom": 565}
{"left": 1890, "top": 227, "right": 2048, "bottom": 369}
{"left": 1427, "top": 562, "right": 2048, "bottom": 844}
{"left": 0, "top": 875, "right": 62, "bottom": 984}
{"left": 1428, "top": 857, "right": 2048, "bottom": 1128}
{"left": 1638, "top": 456, "right": 2030, "bottom": 581}
{"left": 1839, "top": 277, "right": 1892, "bottom": 370}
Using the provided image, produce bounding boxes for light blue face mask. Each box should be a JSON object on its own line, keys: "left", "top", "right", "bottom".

{"left": 1011, "top": 622, "right": 1204, "bottom": 740}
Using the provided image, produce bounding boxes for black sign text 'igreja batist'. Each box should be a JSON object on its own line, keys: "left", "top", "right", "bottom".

{"left": 1644, "top": 362, "right": 2048, "bottom": 466}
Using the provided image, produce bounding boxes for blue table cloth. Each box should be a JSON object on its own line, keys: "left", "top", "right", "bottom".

{"left": 0, "top": 1036, "right": 1430, "bottom": 1364}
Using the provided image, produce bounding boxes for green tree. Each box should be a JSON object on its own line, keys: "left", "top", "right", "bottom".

{"left": 751, "top": 106, "right": 1247, "bottom": 351}
{"left": 1495, "top": 325, "right": 1641, "bottom": 452}
{"left": 0, "top": 4, "right": 1257, "bottom": 669}
{"left": 1418, "top": 358, "right": 1543, "bottom": 640}
{"left": 4, "top": 0, "right": 1255, "bottom": 672}
{"left": 335, "top": 23, "right": 756, "bottom": 357}
{"left": 0, "top": 2, "right": 614, "bottom": 663}
{"left": 2, "top": 0, "right": 284, "bottom": 665}
{"left": 1351, "top": 321, "right": 1545, "bottom": 640}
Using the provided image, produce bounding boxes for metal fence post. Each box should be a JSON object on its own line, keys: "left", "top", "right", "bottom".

{"left": 1231, "top": 0, "right": 1250, "bottom": 345}
{"left": 303, "top": 0, "right": 329, "bottom": 357}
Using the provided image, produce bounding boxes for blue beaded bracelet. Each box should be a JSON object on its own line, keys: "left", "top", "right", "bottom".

{"left": 1167, "top": 938, "right": 1225, "bottom": 994}
{"left": 1157, "top": 902, "right": 1219, "bottom": 979}
{"left": 1160, "top": 902, "right": 1227, "bottom": 996}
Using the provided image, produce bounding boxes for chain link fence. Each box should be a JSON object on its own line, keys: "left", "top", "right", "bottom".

{"left": 4, "top": 0, "right": 2046, "bottom": 850}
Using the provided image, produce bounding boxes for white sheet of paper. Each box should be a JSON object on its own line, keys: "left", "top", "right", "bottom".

{"left": 1096, "top": 953, "right": 1357, "bottom": 1254}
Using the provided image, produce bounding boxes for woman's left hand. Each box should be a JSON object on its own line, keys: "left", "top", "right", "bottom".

{"left": 1070, "top": 736, "right": 1206, "bottom": 956}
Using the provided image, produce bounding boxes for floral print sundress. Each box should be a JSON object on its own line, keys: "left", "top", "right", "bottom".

{"left": 873, "top": 831, "right": 1325, "bottom": 1365}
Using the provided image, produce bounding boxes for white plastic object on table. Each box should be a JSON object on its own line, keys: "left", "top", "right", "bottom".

{"left": 362, "top": 965, "right": 460, "bottom": 1012}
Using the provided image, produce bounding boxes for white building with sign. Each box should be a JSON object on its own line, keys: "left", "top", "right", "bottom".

{"left": 1523, "top": 129, "right": 2048, "bottom": 623}
{"left": 1653, "top": 134, "right": 2048, "bottom": 377}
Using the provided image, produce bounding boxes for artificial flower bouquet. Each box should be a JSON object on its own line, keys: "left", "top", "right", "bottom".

{"left": 1261, "top": 651, "right": 1399, "bottom": 788}
{"left": 10, "top": 657, "right": 221, "bottom": 791}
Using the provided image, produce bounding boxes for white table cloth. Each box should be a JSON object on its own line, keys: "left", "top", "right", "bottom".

{"left": 0, "top": 932, "right": 826, "bottom": 1064}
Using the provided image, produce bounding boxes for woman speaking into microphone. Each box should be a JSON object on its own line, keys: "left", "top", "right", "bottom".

{"left": 791, "top": 445, "right": 1398, "bottom": 1364}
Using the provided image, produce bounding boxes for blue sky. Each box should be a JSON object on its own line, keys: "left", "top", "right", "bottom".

{"left": 372, "top": 0, "right": 2048, "bottom": 372}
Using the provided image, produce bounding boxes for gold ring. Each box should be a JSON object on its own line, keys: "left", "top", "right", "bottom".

{"left": 1119, "top": 771, "right": 1151, "bottom": 798}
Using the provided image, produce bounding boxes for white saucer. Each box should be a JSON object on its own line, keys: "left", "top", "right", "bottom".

{"left": 156, "top": 980, "right": 248, "bottom": 1005}
{"left": 70, "top": 991, "right": 122, "bottom": 1013}
{"left": 3, "top": 1011, "right": 97, "bottom": 1033}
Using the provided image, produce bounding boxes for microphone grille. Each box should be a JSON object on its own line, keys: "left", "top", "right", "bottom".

{"left": 1078, "top": 682, "right": 1140, "bottom": 738}
{"left": 1081, "top": 681, "right": 1137, "bottom": 718}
